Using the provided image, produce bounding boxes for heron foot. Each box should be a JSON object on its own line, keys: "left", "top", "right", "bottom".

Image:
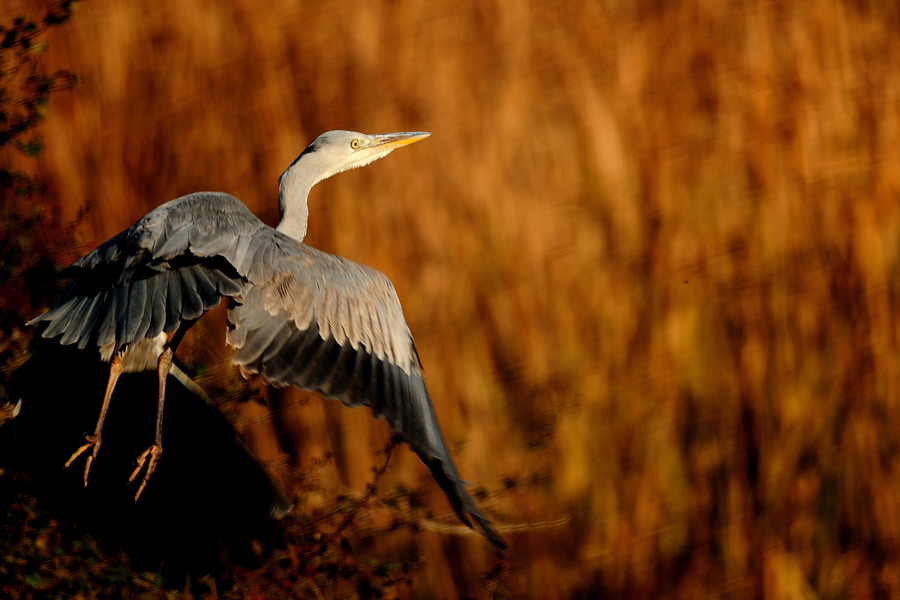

{"left": 63, "top": 434, "right": 102, "bottom": 487}
{"left": 128, "top": 443, "right": 162, "bottom": 501}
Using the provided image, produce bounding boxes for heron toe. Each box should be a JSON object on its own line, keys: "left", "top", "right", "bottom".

{"left": 129, "top": 443, "right": 162, "bottom": 501}
{"left": 63, "top": 434, "right": 102, "bottom": 487}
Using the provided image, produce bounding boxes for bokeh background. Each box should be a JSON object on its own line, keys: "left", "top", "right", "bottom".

{"left": 3, "top": 0, "right": 900, "bottom": 598}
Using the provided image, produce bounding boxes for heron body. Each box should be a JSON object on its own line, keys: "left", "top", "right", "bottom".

{"left": 29, "top": 131, "right": 504, "bottom": 547}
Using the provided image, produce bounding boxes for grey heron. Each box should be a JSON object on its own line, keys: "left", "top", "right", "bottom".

{"left": 28, "top": 130, "right": 504, "bottom": 547}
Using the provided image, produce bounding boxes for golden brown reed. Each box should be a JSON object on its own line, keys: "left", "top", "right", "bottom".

{"left": 4, "top": 0, "right": 900, "bottom": 597}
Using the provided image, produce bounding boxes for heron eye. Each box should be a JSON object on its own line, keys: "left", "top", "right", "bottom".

{"left": 351, "top": 139, "right": 360, "bottom": 149}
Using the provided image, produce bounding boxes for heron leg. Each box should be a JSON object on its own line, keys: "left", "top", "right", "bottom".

{"left": 128, "top": 346, "right": 173, "bottom": 501}
{"left": 127, "top": 321, "right": 195, "bottom": 501}
{"left": 64, "top": 352, "right": 125, "bottom": 486}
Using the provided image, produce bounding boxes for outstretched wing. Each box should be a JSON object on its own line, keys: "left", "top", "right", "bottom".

{"left": 227, "top": 232, "right": 504, "bottom": 547}
{"left": 28, "top": 192, "right": 262, "bottom": 349}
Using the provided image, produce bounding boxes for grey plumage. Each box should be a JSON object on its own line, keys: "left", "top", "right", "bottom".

{"left": 29, "top": 130, "right": 503, "bottom": 548}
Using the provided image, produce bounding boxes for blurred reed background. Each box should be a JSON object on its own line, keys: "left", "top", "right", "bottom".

{"left": 3, "top": 0, "right": 900, "bottom": 597}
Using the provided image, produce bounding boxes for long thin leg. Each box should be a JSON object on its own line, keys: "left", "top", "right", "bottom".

{"left": 128, "top": 346, "right": 172, "bottom": 500}
{"left": 65, "top": 352, "right": 125, "bottom": 486}
{"left": 128, "top": 321, "right": 193, "bottom": 501}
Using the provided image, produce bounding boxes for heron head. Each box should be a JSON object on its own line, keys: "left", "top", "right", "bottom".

{"left": 286, "top": 130, "right": 431, "bottom": 184}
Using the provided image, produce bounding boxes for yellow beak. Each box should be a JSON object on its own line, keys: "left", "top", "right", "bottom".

{"left": 368, "top": 131, "right": 431, "bottom": 150}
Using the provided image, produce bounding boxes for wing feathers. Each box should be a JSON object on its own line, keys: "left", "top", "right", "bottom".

{"left": 42, "top": 297, "right": 80, "bottom": 339}
{"left": 322, "top": 342, "right": 356, "bottom": 398}
{"left": 58, "top": 297, "right": 90, "bottom": 345}
{"left": 164, "top": 270, "right": 183, "bottom": 332}
{"left": 148, "top": 276, "right": 167, "bottom": 336}
{"left": 154, "top": 224, "right": 190, "bottom": 259}
{"left": 235, "top": 313, "right": 285, "bottom": 367}
{"left": 227, "top": 287, "right": 504, "bottom": 546}
{"left": 178, "top": 266, "right": 203, "bottom": 321}
{"left": 230, "top": 233, "right": 252, "bottom": 269}
{"left": 252, "top": 329, "right": 298, "bottom": 384}
{"left": 113, "top": 284, "right": 131, "bottom": 342}
{"left": 347, "top": 350, "right": 374, "bottom": 407}
{"left": 96, "top": 294, "right": 117, "bottom": 347}
{"left": 76, "top": 294, "right": 104, "bottom": 349}
{"left": 124, "top": 277, "right": 147, "bottom": 342}
{"left": 301, "top": 334, "right": 342, "bottom": 390}
{"left": 34, "top": 192, "right": 253, "bottom": 349}
{"left": 133, "top": 276, "right": 157, "bottom": 342}
{"left": 318, "top": 288, "right": 334, "bottom": 341}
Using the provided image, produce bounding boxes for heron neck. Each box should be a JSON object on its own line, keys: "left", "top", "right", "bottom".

{"left": 276, "top": 149, "right": 343, "bottom": 242}
{"left": 276, "top": 197, "right": 309, "bottom": 242}
{"left": 276, "top": 162, "right": 316, "bottom": 242}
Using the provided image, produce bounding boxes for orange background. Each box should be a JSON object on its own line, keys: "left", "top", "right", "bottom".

{"left": 4, "top": 0, "right": 900, "bottom": 597}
